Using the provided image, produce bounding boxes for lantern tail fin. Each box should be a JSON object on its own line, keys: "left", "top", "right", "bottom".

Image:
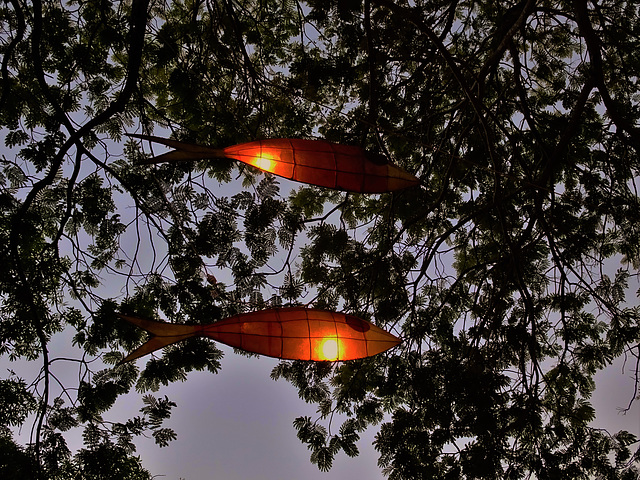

{"left": 126, "top": 133, "right": 225, "bottom": 164}
{"left": 117, "top": 314, "right": 202, "bottom": 364}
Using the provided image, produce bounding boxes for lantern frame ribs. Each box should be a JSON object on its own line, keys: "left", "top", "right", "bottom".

{"left": 129, "top": 134, "right": 420, "bottom": 193}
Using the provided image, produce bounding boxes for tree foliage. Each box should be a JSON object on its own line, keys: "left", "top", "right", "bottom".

{"left": 1, "top": 0, "right": 640, "bottom": 478}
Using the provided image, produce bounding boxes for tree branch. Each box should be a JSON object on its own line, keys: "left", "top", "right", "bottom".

{"left": 372, "top": 0, "right": 501, "bottom": 186}
{"left": 8, "top": 0, "right": 151, "bottom": 470}
{"left": 0, "top": 0, "right": 26, "bottom": 112}
{"left": 572, "top": 0, "right": 640, "bottom": 151}
{"left": 476, "top": 0, "right": 536, "bottom": 83}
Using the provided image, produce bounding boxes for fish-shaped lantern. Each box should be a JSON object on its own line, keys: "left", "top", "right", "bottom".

{"left": 118, "top": 307, "right": 401, "bottom": 363}
{"left": 128, "top": 134, "right": 419, "bottom": 193}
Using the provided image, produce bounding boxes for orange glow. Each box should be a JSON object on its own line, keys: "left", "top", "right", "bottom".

{"left": 250, "top": 152, "right": 278, "bottom": 172}
{"left": 320, "top": 338, "right": 339, "bottom": 361}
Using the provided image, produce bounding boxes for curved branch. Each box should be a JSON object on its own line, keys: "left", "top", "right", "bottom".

{"left": 372, "top": 0, "right": 486, "bottom": 123}
{"left": 0, "top": 0, "right": 26, "bottom": 111}
{"left": 372, "top": 0, "right": 502, "bottom": 189}
{"left": 572, "top": 0, "right": 640, "bottom": 151}
{"left": 364, "top": 0, "right": 379, "bottom": 137}
{"left": 476, "top": 0, "right": 536, "bottom": 83}
{"left": 18, "top": 0, "right": 150, "bottom": 223}
{"left": 222, "top": 0, "right": 260, "bottom": 89}
{"left": 538, "top": 74, "right": 595, "bottom": 187}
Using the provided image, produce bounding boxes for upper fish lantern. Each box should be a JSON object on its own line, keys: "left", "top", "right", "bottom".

{"left": 128, "top": 134, "right": 420, "bottom": 193}
{"left": 118, "top": 307, "right": 401, "bottom": 363}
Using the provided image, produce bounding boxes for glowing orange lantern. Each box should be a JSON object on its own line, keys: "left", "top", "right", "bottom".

{"left": 117, "top": 307, "right": 401, "bottom": 363}
{"left": 128, "top": 134, "right": 419, "bottom": 193}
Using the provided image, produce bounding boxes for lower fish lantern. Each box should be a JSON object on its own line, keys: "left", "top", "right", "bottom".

{"left": 118, "top": 307, "right": 401, "bottom": 363}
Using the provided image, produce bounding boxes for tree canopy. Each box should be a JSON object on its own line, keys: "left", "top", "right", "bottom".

{"left": 1, "top": 0, "right": 640, "bottom": 478}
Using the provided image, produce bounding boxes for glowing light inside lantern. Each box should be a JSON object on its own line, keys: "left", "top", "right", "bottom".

{"left": 320, "top": 338, "right": 339, "bottom": 361}
{"left": 250, "top": 152, "right": 277, "bottom": 172}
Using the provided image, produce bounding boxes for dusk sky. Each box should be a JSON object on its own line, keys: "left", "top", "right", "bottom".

{"left": 126, "top": 348, "right": 640, "bottom": 480}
